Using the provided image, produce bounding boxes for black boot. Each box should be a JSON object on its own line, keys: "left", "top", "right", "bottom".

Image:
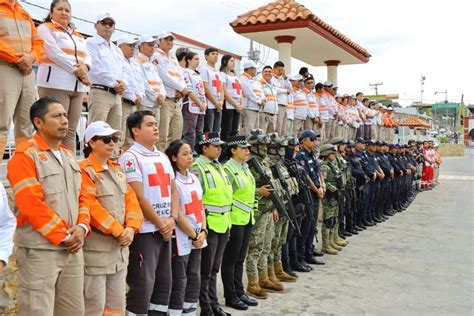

{"left": 282, "top": 258, "right": 297, "bottom": 278}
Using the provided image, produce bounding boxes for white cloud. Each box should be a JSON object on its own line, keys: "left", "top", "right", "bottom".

{"left": 23, "top": 0, "right": 473, "bottom": 105}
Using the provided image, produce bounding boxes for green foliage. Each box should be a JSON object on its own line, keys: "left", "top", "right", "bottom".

{"left": 439, "top": 136, "right": 448, "bottom": 144}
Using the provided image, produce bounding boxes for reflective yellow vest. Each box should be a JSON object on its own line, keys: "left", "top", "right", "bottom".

{"left": 224, "top": 159, "right": 256, "bottom": 225}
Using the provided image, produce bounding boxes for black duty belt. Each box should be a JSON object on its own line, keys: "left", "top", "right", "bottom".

{"left": 122, "top": 98, "right": 136, "bottom": 106}
{"left": 91, "top": 84, "right": 117, "bottom": 95}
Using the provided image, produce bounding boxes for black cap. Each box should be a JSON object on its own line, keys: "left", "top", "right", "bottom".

{"left": 197, "top": 132, "right": 225, "bottom": 146}
{"left": 226, "top": 135, "right": 251, "bottom": 148}
{"left": 346, "top": 140, "right": 355, "bottom": 147}
{"left": 355, "top": 137, "right": 365, "bottom": 144}
{"left": 366, "top": 140, "right": 376, "bottom": 146}
{"left": 299, "top": 130, "right": 320, "bottom": 142}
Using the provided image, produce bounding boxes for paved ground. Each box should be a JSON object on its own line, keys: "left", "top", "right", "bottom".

{"left": 216, "top": 148, "right": 474, "bottom": 315}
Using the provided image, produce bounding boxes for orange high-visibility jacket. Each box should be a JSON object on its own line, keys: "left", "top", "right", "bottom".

{"left": 79, "top": 153, "right": 143, "bottom": 237}
{"left": 0, "top": 0, "right": 43, "bottom": 64}
{"left": 7, "top": 134, "right": 90, "bottom": 246}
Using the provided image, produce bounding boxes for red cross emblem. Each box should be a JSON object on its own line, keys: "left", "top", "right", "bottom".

{"left": 148, "top": 162, "right": 170, "bottom": 197}
{"left": 211, "top": 74, "right": 221, "bottom": 93}
{"left": 126, "top": 161, "right": 133, "bottom": 168}
{"left": 185, "top": 191, "right": 203, "bottom": 223}
{"left": 232, "top": 79, "right": 241, "bottom": 96}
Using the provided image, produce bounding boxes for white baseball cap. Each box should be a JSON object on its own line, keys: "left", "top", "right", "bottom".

{"left": 117, "top": 35, "right": 137, "bottom": 46}
{"left": 84, "top": 121, "right": 122, "bottom": 143}
{"left": 323, "top": 80, "right": 333, "bottom": 87}
{"left": 288, "top": 74, "right": 303, "bottom": 81}
{"left": 157, "top": 31, "right": 176, "bottom": 40}
{"left": 96, "top": 12, "right": 115, "bottom": 23}
{"left": 242, "top": 60, "right": 257, "bottom": 69}
{"left": 137, "top": 35, "right": 156, "bottom": 46}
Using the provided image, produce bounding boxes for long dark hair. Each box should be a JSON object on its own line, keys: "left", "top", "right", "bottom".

{"left": 219, "top": 54, "right": 233, "bottom": 73}
{"left": 44, "top": 0, "right": 72, "bottom": 25}
{"left": 165, "top": 139, "right": 190, "bottom": 173}
{"left": 83, "top": 143, "right": 92, "bottom": 158}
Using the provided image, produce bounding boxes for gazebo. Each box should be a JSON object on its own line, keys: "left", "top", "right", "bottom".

{"left": 230, "top": 0, "right": 371, "bottom": 83}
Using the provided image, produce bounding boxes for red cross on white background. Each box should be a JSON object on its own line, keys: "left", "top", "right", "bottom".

{"left": 211, "top": 74, "right": 221, "bottom": 93}
{"left": 232, "top": 79, "right": 241, "bottom": 95}
{"left": 185, "top": 191, "right": 203, "bottom": 223}
{"left": 148, "top": 162, "right": 170, "bottom": 197}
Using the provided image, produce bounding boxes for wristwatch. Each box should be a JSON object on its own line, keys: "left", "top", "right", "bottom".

{"left": 191, "top": 231, "right": 199, "bottom": 241}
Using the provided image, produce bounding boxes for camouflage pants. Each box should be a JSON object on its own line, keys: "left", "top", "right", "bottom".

{"left": 269, "top": 217, "right": 289, "bottom": 266}
{"left": 322, "top": 196, "right": 339, "bottom": 220}
{"left": 246, "top": 211, "right": 274, "bottom": 276}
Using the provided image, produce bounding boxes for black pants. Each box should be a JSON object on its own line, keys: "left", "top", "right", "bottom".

{"left": 200, "top": 228, "right": 230, "bottom": 312}
{"left": 283, "top": 213, "right": 303, "bottom": 264}
{"left": 221, "top": 107, "right": 240, "bottom": 141}
{"left": 204, "top": 108, "right": 222, "bottom": 133}
{"left": 297, "top": 199, "right": 319, "bottom": 260}
{"left": 221, "top": 223, "right": 252, "bottom": 300}
{"left": 364, "top": 124, "right": 372, "bottom": 140}
{"left": 126, "top": 232, "right": 171, "bottom": 315}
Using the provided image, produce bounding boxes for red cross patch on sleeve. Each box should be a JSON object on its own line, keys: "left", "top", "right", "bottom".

{"left": 124, "top": 160, "right": 136, "bottom": 173}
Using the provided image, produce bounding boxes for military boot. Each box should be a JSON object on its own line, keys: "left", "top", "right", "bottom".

{"left": 274, "top": 263, "right": 297, "bottom": 282}
{"left": 259, "top": 270, "right": 283, "bottom": 293}
{"left": 321, "top": 226, "right": 338, "bottom": 255}
{"left": 329, "top": 229, "right": 343, "bottom": 251}
{"left": 268, "top": 266, "right": 285, "bottom": 291}
{"left": 334, "top": 226, "right": 349, "bottom": 247}
{"left": 247, "top": 274, "right": 268, "bottom": 299}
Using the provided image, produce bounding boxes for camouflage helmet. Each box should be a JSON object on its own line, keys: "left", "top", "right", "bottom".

{"left": 319, "top": 144, "right": 338, "bottom": 157}
{"left": 248, "top": 129, "right": 271, "bottom": 145}
{"left": 285, "top": 136, "right": 300, "bottom": 147}
{"left": 269, "top": 132, "right": 289, "bottom": 147}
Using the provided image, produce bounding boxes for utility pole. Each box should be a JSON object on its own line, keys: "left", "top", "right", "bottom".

{"left": 247, "top": 40, "right": 260, "bottom": 63}
{"left": 420, "top": 75, "right": 426, "bottom": 114}
{"left": 369, "top": 82, "right": 383, "bottom": 95}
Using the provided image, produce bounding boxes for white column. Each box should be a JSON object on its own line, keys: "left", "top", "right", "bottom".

{"left": 275, "top": 36, "right": 295, "bottom": 74}
{"left": 324, "top": 60, "right": 340, "bottom": 85}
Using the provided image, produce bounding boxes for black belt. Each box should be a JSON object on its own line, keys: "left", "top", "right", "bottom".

{"left": 122, "top": 98, "right": 136, "bottom": 106}
{"left": 91, "top": 84, "right": 116, "bottom": 95}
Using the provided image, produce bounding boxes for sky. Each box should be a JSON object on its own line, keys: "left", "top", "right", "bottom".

{"left": 22, "top": 0, "right": 473, "bottom": 107}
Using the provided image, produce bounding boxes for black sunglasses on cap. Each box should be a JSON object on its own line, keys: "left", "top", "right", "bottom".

{"left": 99, "top": 20, "right": 115, "bottom": 27}
{"left": 93, "top": 135, "right": 119, "bottom": 144}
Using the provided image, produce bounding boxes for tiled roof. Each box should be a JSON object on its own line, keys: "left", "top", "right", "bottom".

{"left": 399, "top": 116, "right": 430, "bottom": 128}
{"left": 230, "top": 0, "right": 371, "bottom": 58}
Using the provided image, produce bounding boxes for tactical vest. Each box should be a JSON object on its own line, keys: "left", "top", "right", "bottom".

{"left": 194, "top": 156, "right": 233, "bottom": 233}
{"left": 225, "top": 160, "right": 256, "bottom": 226}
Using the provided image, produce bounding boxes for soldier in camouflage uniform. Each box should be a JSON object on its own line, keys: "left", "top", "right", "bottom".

{"left": 320, "top": 144, "right": 347, "bottom": 255}
{"left": 267, "top": 134, "right": 299, "bottom": 284}
{"left": 245, "top": 130, "right": 281, "bottom": 299}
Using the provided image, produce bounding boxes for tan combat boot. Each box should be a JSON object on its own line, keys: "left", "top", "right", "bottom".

{"left": 274, "top": 262, "right": 297, "bottom": 282}
{"left": 247, "top": 274, "right": 268, "bottom": 299}
{"left": 259, "top": 269, "right": 283, "bottom": 293}
{"left": 329, "top": 229, "right": 343, "bottom": 251}
{"left": 268, "top": 266, "right": 285, "bottom": 291}
{"left": 335, "top": 226, "right": 349, "bottom": 247}
{"left": 321, "top": 225, "right": 338, "bottom": 255}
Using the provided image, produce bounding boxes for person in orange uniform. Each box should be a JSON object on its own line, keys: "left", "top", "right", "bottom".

{"left": 0, "top": 0, "right": 44, "bottom": 164}
{"left": 7, "top": 96, "right": 89, "bottom": 316}
{"left": 80, "top": 120, "right": 143, "bottom": 316}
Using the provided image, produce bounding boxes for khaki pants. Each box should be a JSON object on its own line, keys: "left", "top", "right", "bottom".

{"left": 327, "top": 119, "right": 335, "bottom": 141}
{"left": 0, "top": 63, "right": 36, "bottom": 160}
{"left": 304, "top": 117, "right": 315, "bottom": 131}
{"left": 259, "top": 112, "right": 276, "bottom": 134}
{"left": 84, "top": 268, "right": 127, "bottom": 316}
{"left": 16, "top": 247, "right": 84, "bottom": 316}
{"left": 88, "top": 88, "right": 122, "bottom": 131}
{"left": 334, "top": 123, "right": 344, "bottom": 138}
{"left": 158, "top": 99, "right": 183, "bottom": 152}
{"left": 323, "top": 121, "right": 332, "bottom": 143}
{"left": 292, "top": 119, "right": 305, "bottom": 137}
{"left": 38, "top": 87, "right": 84, "bottom": 151}
{"left": 275, "top": 105, "right": 287, "bottom": 136}
{"left": 120, "top": 100, "right": 137, "bottom": 152}
{"left": 240, "top": 109, "right": 259, "bottom": 136}
{"left": 286, "top": 119, "right": 294, "bottom": 137}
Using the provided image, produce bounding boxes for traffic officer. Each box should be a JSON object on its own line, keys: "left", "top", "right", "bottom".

{"left": 0, "top": 0, "right": 43, "bottom": 162}
{"left": 191, "top": 132, "right": 233, "bottom": 316}
{"left": 295, "top": 130, "right": 325, "bottom": 269}
{"left": 245, "top": 130, "right": 281, "bottom": 297}
{"left": 221, "top": 135, "right": 259, "bottom": 310}
{"left": 79, "top": 121, "right": 143, "bottom": 315}
{"left": 7, "top": 96, "right": 89, "bottom": 316}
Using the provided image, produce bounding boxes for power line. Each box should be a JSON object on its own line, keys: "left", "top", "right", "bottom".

{"left": 22, "top": 1, "right": 140, "bottom": 36}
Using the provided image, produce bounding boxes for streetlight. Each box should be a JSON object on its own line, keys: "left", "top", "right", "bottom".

{"left": 419, "top": 75, "right": 426, "bottom": 114}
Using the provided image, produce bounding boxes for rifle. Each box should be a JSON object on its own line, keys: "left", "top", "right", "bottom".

{"left": 270, "top": 163, "right": 302, "bottom": 236}
{"left": 247, "top": 157, "right": 299, "bottom": 234}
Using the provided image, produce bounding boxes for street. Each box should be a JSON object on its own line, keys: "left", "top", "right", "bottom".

{"left": 221, "top": 148, "right": 474, "bottom": 316}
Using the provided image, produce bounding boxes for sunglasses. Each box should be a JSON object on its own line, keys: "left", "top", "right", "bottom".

{"left": 94, "top": 135, "right": 119, "bottom": 144}
{"left": 99, "top": 20, "right": 115, "bottom": 27}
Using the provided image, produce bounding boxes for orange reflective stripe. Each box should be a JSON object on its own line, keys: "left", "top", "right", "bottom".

{"left": 103, "top": 307, "right": 125, "bottom": 316}
{"left": 61, "top": 48, "right": 86, "bottom": 58}
{"left": 308, "top": 101, "right": 317, "bottom": 108}
{"left": 168, "top": 71, "right": 180, "bottom": 78}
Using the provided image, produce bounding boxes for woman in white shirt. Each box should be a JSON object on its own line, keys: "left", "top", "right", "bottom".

{"left": 37, "top": 0, "right": 91, "bottom": 151}
{"left": 182, "top": 51, "right": 206, "bottom": 150}
{"left": 165, "top": 139, "right": 207, "bottom": 316}
{"left": 0, "top": 182, "right": 16, "bottom": 273}
{"left": 220, "top": 55, "right": 243, "bottom": 141}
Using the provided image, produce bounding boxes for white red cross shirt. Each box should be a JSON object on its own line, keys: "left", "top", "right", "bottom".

{"left": 183, "top": 68, "right": 206, "bottom": 115}
{"left": 223, "top": 72, "right": 242, "bottom": 110}
{"left": 118, "top": 142, "right": 175, "bottom": 233}
{"left": 199, "top": 63, "right": 223, "bottom": 110}
{"left": 174, "top": 171, "right": 207, "bottom": 256}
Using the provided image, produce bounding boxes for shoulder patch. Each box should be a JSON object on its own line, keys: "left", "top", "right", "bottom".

{"left": 123, "top": 159, "right": 136, "bottom": 173}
